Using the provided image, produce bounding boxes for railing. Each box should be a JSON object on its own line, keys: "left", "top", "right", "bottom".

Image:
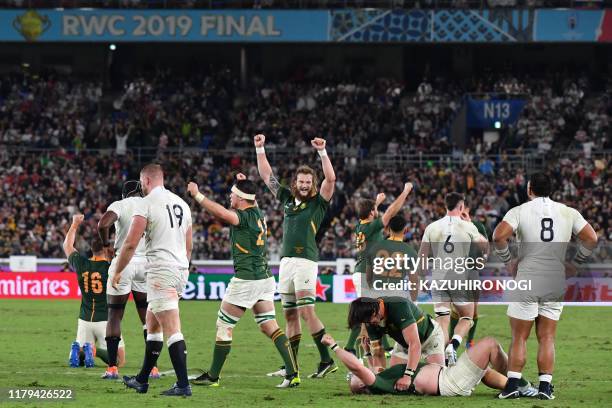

{"left": 0, "top": 0, "right": 603, "bottom": 10}
{"left": 373, "top": 151, "right": 539, "bottom": 170}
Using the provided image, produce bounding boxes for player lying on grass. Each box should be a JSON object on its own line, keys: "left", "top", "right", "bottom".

{"left": 348, "top": 296, "right": 445, "bottom": 374}
{"left": 63, "top": 213, "right": 125, "bottom": 369}
{"left": 187, "top": 174, "right": 299, "bottom": 388}
{"left": 322, "top": 333, "right": 537, "bottom": 397}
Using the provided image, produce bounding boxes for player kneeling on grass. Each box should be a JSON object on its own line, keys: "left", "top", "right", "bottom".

{"left": 63, "top": 214, "right": 125, "bottom": 369}
{"left": 187, "top": 175, "right": 299, "bottom": 388}
{"left": 323, "top": 333, "right": 536, "bottom": 398}
{"left": 348, "top": 296, "right": 445, "bottom": 370}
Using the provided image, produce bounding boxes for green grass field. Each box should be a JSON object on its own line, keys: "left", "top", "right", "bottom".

{"left": 1, "top": 300, "right": 611, "bottom": 407}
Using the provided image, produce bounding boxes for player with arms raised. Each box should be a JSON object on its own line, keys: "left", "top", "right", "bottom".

{"left": 255, "top": 134, "right": 338, "bottom": 378}
{"left": 98, "top": 181, "right": 158, "bottom": 380}
{"left": 187, "top": 174, "right": 299, "bottom": 388}
{"left": 493, "top": 173, "right": 598, "bottom": 400}
{"left": 63, "top": 214, "right": 125, "bottom": 369}
{"left": 115, "top": 164, "right": 194, "bottom": 397}
{"left": 346, "top": 183, "right": 413, "bottom": 354}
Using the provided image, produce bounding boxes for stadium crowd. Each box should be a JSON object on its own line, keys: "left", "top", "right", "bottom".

{"left": 0, "top": 69, "right": 610, "bottom": 262}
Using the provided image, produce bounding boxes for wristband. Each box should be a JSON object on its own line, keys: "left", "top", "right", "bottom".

{"left": 573, "top": 243, "right": 593, "bottom": 264}
{"left": 494, "top": 246, "right": 512, "bottom": 264}
{"left": 317, "top": 148, "right": 328, "bottom": 158}
{"left": 194, "top": 192, "right": 205, "bottom": 203}
{"left": 256, "top": 146, "right": 265, "bottom": 154}
{"left": 404, "top": 368, "right": 415, "bottom": 377}
{"left": 330, "top": 343, "right": 339, "bottom": 351}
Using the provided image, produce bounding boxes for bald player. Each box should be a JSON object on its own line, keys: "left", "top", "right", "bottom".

{"left": 115, "top": 164, "right": 193, "bottom": 397}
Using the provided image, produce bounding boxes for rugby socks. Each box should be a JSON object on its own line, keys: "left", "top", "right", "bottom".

{"left": 467, "top": 314, "right": 478, "bottom": 344}
{"left": 449, "top": 310, "right": 459, "bottom": 335}
{"left": 136, "top": 333, "right": 163, "bottom": 383}
{"left": 451, "top": 334, "right": 463, "bottom": 350}
{"left": 312, "top": 328, "right": 332, "bottom": 363}
{"left": 143, "top": 325, "right": 147, "bottom": 341}
{"left": 504, "top": 371, "right": 522, "bottom": 392}
{"left": 539, "top": 373, "right": 553, "bottom": 390}
{"left": 96, "top": 348, "right": 109, "bottom": 364}
{"left": 209, "top": 341, "right": 231, "bottom": 380}
{"left": 345, "top": 326, "right": 360, "bottom": 351}
{"left": 271, "top": 329, "right": 297, "bottom": 376}
{"left": 167, "top": 333, "right": 189, "bottom": 388}
{"left": 289, "top": 334, "right": 301, "bottom": 361}
{"left": 105, "top": 336, "right": 121, "bottom": 367}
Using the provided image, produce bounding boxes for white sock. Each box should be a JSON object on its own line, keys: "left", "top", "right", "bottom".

{"left": 508, "top": 371, "right": 522, "bottom": 379}
{"left": 539, "top": 374, "right": 552, "bottom": 383}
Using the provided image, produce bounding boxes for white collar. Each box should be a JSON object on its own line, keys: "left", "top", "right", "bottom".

{"left": 149, "top": 185, "right": 165, "bottom": 196}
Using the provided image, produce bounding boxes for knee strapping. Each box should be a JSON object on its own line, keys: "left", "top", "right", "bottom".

{"left": 254, "top": 311, "right": 276, "bottom": 326}
{"left": 281, "top": 294, "right": 297, "bottom": 310}
{"left": 147, "top": 332, "right": 163, "bottom": 342}
{"left": 459, "top": 316, "right": 474, "bottom": 328}
{"left": 216, "top": 309, "right": 240, "bottom": 341}
{"left": 296, "top": 296, "right": 316, "bottom": 308}
{"left": 435, "top": 310, "right": 451, "bottom": 318}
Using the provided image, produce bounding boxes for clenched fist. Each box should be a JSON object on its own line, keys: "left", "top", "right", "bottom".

{"left": 403, "top": 182, "right": 413, "bottom": 195}
{"left": 311, "top": 138, "right": 326, "bottom": 151}
{"left": 254, "top": 134, "right": 266, "bottom": 148}
{"left": 72, "top": 214, "right": 84, "bottom": 225}
{"left": 187, "top": 182, "right": 200, "bottom": 197}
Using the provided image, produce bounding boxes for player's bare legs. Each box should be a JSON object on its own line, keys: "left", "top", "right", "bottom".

{"left": 498, "top": 316, "right": 534, "bottom": 398}
{"left": 435, "top": 302, "right": 452, "bottom": 343}
{"left": 104, "top": 293, "right": 129, "bottom": 376}
{"left": 535, "top": 315, "right": 557, "bottom": 398}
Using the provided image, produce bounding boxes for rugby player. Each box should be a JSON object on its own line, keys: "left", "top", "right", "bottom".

{"left": 417, "top": 192, "right": 488, "bottom": 365}
{"left": 98, "top": 181, "right": 158, "bottom": 379}
{"left": 115, "top": 164, "right": 193, "bottom": 396}
{"left": 187, "top": 175, "right": 299, "bottom": 388}
{"left": 346, "top": 184, "right": 413, "bottom": 354}
{"left": 493, "top": 173, "right": 598, "bottom": 400}
{"left": 255, "top": 134, "right": 338, "bottom": 378}
{"left": 63, "top": 214, "right": 125, "bottom": 368}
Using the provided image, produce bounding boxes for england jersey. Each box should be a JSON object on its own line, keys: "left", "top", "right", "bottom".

{"left": 422, "top": 216, "right": 484, "bottom": 275}
{"left": 107, "top": 197, "right": 146, "bottom": 259}
{"left": 501, "top": 197, "right": 587, "bottom": 277}
{"left": 134, "top": 186, "right": 192, "bottom": 269}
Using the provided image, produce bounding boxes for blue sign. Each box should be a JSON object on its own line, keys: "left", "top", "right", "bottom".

{"left": 466, "top": 99, "right": 526, "bottom": 128}
{"left": 534, "top": 10, "right": 603, "bottom": 42}
{"left": 3, "top": 9, "right": 328, "bottom": 42}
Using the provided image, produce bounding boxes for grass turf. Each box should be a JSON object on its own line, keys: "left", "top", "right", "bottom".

{"left": 0, "top": 299, "right": 611, "bottom": 407}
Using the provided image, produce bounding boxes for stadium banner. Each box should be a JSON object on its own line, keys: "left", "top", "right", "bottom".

{"left": 4, "top": 9, "right": 328, "bottom": 42}
{"left": 1, "top": 9, "right": 611, "bottom": 43}
{"left": 466, "top": 98, "right": 526, "bottom": 128}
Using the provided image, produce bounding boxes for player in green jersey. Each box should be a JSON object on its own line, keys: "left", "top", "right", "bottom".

{"left": 348, "top": 295, "right": 445, "bottom": 385}
{"left": 321, "top": 332, "right": 524, "bottom": 397}
{"left": 255, "top": 134, "right": 338, "bottom": 379}
{"left": 187, "top": 174, "right": 299, "bottom": 389}
{"left": 63, "top": 214, "right": 125, "bottom": 369}
{"left": 346, "top": 186, "right": 413, "bottom": 353}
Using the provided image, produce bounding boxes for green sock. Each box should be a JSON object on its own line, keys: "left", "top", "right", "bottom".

{"left": 312, "top": 328, "right": 332, "bottom": 363}
{"left": 381, "top": 335, "right": 393, "bottom": 351}
{"left": 96, "top": 348, "right": 109, "bottom": 365}
{"left": 449, "top": 310, "right": 459, "bottom": 335}
{"left": 345, "top": 326, "right": 360, "bottom": 350}
{"left": 209, "top": 340, "right": 231, "bottom": 379}
{"left": 272, "top": 329, "right": 297, "bottom": 376}
{"left": 467, "top": 316, "right": 478, "bottom": 343}
{"left": 289, "top": 334, "right": 301, "bottom": 362}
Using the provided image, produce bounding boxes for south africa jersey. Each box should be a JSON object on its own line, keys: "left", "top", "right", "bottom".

{"left": 277, "top": 186, "right": 329, "bottom": 262}
{"left": 366, "top": 238, "right": 418, "bottom": 285}
{"left": 69, "top": 253, "right": 109, "bottom": 322}
{"left": 354, "top": 217, "right": 384, "bottom": 274}
{"left": 366, "top": 296, "right": 434, "bottom": 347}
{"left": 107, "top": 197, "right": 146, "bottom": 259}
{"left": 230, "top": 206, "right": 272, "bottom": 280}
{"left": 368, "top": 363, "right": 426, "bottom": 394}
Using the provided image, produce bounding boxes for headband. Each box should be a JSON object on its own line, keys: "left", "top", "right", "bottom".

{"left": 231, "top": 185, "right": 256, "bottom": 201}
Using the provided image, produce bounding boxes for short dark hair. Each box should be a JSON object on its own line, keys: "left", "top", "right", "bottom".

{"left": 235, "top": 179, "right": 257, "bottom": 204}
{"left": 91, "top": 237, "right": 104, "bottom": 255}
{"left": 356, "top": 199, "right": 376, "bottom": 220}
{"left": 348, "top": 297, "right": 380, "bottom": 329}
{"left": 388, "top": 214, "right": 406, "bottom": 233}
{"left": 529, "top": 172, "right": 551, "bottom": 197}
{"left": 445, "top": 192, "right": 464, "bottom": 211}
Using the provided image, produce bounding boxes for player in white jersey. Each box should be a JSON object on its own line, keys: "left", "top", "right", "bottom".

{"left": 417, "top": 193, "right": 488, "bottom": 366}
{"left": 98, "top": 180, "right": 159, "bottom": 380}
{"left": 493, "top": 173, "right": 597, "bottom": 400}
{"left": 112, "top": 164, "right": 194, "bottom": 397}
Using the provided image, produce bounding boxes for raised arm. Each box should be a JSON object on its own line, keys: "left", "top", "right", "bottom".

{"left": 97, "top": 210, "right": 118, "bottom": 247}
{"left": 381, "top": 182, "right": 413, "bottom": 226}
{"left": 321, "top": 333, "right": 376, "bottom": 387}
{"left": 187, "top": 182, "right": 239, "bottom": 226}
{"left": 63, "top": 214, "right": 84, "bottom": 257}
{"left": 254, "top": 134, "right": 281, "bottom": 197}
{"left": 112, "top": 215, "right": 147, "bottom": 288}
{"left": 312, "top": 137, "right": 336, "bottom": 202}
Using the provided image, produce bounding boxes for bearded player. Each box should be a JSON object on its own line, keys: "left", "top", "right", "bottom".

{"left": 255, "top": 134, "right": 337, "bottom": 378}
{"left": 187, "top": 174, "right": 299, "bottom": 388}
